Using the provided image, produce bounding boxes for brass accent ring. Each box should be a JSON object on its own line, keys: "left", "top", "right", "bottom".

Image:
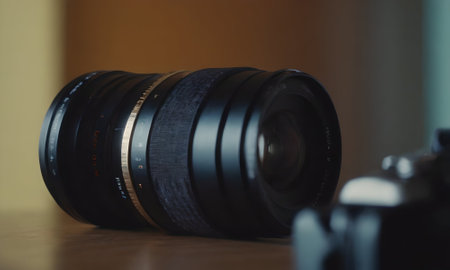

{"left": 121, "top": 71, "right": 184, "bottom": 229}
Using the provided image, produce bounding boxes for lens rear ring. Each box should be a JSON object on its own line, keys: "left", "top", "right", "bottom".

{"left": 39, "top": 71, "right": 104, "bottom": 220}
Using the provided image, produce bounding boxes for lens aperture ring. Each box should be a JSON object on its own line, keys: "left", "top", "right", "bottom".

{"left": 121, "top": 71, "right": 187, "bottom": 229}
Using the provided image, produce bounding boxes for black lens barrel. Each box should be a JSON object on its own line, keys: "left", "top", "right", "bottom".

{"left": 39, "top": 67, "right": 341, "bottom": 237}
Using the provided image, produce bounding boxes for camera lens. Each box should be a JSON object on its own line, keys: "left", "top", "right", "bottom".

{"left": 39, "top": 68, "right": 341, "bottom": 237}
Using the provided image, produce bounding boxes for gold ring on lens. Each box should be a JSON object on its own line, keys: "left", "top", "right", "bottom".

{"left": 121, "top": 71, "right": 187, "bottom": 229}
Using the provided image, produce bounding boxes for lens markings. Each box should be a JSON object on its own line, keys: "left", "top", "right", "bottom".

{"left": 120, "top": 71, "right": 185, "bottom": 229}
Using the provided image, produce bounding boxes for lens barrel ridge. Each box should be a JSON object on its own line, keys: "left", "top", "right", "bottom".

{"left": 39, "top": 67, "right": 341, "bottom": 237}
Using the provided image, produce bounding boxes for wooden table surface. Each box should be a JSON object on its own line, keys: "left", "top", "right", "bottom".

{"left": 0, "top": 210, "right": 294, "bottom": 270}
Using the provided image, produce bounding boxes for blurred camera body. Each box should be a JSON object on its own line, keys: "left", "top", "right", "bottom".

{"left": 294, "top": 129, "right": 450, "bottom": 270}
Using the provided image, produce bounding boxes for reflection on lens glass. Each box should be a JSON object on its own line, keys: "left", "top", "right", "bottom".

{"left": 258, "top": 110, "right": 306, "bottom": 191}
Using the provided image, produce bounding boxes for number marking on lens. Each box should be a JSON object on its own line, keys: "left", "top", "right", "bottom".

{"left": 121, "top": 71, "right": 185, "bottom": 229}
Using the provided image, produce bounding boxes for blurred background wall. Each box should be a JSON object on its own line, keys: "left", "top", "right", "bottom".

{"left": 0, "top": 0, "right": 62, "bottom": 212}
{"left": 0, "top": 0, "right": 448, "bottom": 212}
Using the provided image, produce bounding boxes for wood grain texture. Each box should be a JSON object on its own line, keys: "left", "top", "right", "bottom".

{"left": 0, "top": 210, "right": 293, "bottom": 270}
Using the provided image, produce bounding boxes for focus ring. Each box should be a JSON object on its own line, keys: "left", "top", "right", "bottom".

{"left": 148, "top": 68, "right": 240, "bottom": 236}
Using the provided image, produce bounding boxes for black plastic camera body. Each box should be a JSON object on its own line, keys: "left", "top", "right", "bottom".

{"left": 294, "top": 129, "right": 450, "bottom": 270}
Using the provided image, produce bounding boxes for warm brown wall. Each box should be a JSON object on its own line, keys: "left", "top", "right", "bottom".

{"left": 63, "top": 0, "right": 424, "bottom": 190}
{"left": 64, "top": 0, "right": 330, "bottom": 76}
